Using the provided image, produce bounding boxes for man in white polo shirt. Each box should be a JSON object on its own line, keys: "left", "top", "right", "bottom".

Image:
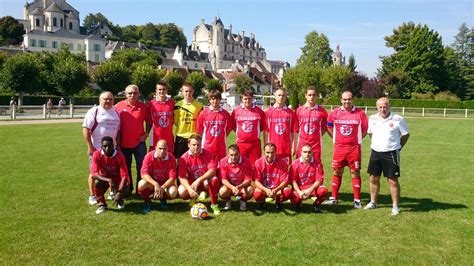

{"left": 365, "top": 97, "right": 409, "bottom": 216}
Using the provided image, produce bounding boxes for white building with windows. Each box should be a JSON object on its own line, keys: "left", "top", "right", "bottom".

{"left": 20, "top": 0, "right": 106, "bottom": 62}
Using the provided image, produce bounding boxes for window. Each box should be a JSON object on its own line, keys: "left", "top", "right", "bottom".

{"left": 31, "top": 39, "right": 36, "bottom": 47}
{"left": 224, "top": 45, "right": 227, "bottom": 52}
{"left": 94, "top": 44, "right": 101, "bottom": 52}
{"left": 250, "top": 51, "right": 252, "bottom": 57}
{"left": 69, "top": 22, "right": 73, "bottom": 30}
{"left": 95, "top": 54, "right": 100, "bottom": 62}
{"left": 53, "top": 18, "right": 57, "bottom": 27}
{"left": 39, "top": 40, "right": 46, "bottom": 48}
{"left": 232, "top": 46, "right": 234, "bottom": 52}
{"left": 224, "top": 54, "right": 227, "bottom": 59}
{"left": 69, "top": 43, "right": 73, "bottom": 50}
{"left": 195, "top": 63, "right": 198, "bottom": 68}
{"left": 52, "top": 41, "right": 57, "bottom": 49}
{"left": 35, "top": 19, "right": 40, "bottom": 26}
{"left": 60, "top": 19, "right": 63, "bottom": 28}
{"left": 77, "top": 44, "right": 81, "bottom": 51}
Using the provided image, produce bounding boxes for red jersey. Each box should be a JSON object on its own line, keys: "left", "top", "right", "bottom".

{"left": 218, "top": 156, "right": 253, "bottom": 186}
{"left": 148, "top": 97, "right": 175, "bottom": 150}
{"left": 140, "top": 151, "right": 177, "bottom": 185}
{"left": 196, "top": 107, "right": 234, "bottom": 160}
{"left": 178, "top": 149, "right": 216, "bottom": 183}
{"left": 264, "top": 106, "right": 298, "bottom": 155}
{"left": 296, "top": 104, "right": 328, "bottom": 152}
{"left": 327, "top": 107, "right": 368, "bottom": 146}
{"left": 254, "top": 157, "right": 289, "bottom": 189}
{"left": 232, "top": 104, "right": 265, "bottom": 143}
{"left": 289, "top": 158, "right": 324, "bottom": 190}
{"left": 115, "top": 100, "right": 150, "bottom": 148}
{"left": 90, "top": 149, "right": 130, "bottom": 185}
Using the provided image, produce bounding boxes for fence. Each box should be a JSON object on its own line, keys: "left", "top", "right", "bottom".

{"left": 1, "top": 104, "right": 474, "bottom": 120}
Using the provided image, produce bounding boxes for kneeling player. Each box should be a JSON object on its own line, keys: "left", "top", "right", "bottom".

{"left": 218, "top": 145, "right": 254, "bottom": 211}
{"left": 253, "top": 143, "right": 292, "bottom": 211}
{"left": 290, "top": 145, "right": 328, "bottom": 213}
{"left": 91, "top": 136, "right": 130, "bottom": 214}
{"left": 178, "top": 134, "right": 222, "bottom": 215}
{"left": 138, "top": 139, "right": 178, "bottom": 214}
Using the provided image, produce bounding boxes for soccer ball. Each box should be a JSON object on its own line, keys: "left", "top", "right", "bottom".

{"left": 190, "top": 203, "right": 208, "bottom": 220}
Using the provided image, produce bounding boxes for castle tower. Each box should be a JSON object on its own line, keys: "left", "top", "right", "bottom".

{"left": 332, "top": 44, "right": 345, "bottom": 66}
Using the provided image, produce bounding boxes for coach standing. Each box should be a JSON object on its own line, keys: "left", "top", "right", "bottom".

{"left": 115, "top": 84, "right": 151, "bottom": 194}
{"left": 365, "top": 97, "right": 409, "bottom": 216}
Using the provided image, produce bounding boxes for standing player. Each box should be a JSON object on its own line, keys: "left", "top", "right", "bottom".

{"left": 326, "top": 91, "right": 368, "bottom": 208}
{"left": 196, "top": 90, "right": 234, "bottom": 161}
{"left": 296, "top": 86, "right": 328, "bottom": 162}
{"left": 148, "top": 81, "right": 175, "bottom": 152}
{"left": 218, "top": 145, "right": 254, "bottom": 211}
{"left": 82, "top": 91, "right": 120, "bottom": 205}
{"left": 115, "top": 84, "right": 151, "bottom": 194}
{"left": 365, "top": 97, "right": 409, "bottom": 216}
{"left": 177, "top": 134, "right": 221, "bottom": 215}
{"left": 174, "top": 83, "right": 203, "bottom": 159}
{"left": 290, "top": 145, "right": 328, "bottom": 213}
{"left": 264, "top": 88, "right": 298, "bottom": 164}
{"left": 91, "top": 136, "right": 130, "bottom": 214}
{"left": 231, "top": 90, "right": 265, "bottom": 164}
{"left": 138, "top": 139, "right": 178, "bottom": 214}
{"left": 254, "top": 143, "right": 292, "bottom": 211}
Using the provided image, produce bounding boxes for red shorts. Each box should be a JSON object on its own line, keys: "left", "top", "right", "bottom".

{"left": 237, "top": 140, "right": 261, "bottom": 165}
{"left": 332, "top": 144, "right": 361, "bottom": 170}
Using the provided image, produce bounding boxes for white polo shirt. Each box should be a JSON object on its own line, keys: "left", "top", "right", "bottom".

{"left": 82, "top": 106, "right": 121, "bottom": 150}
{"left": 368, "top": 112, "right": 409, "bottom": 152}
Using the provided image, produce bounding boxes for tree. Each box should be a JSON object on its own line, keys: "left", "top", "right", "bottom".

{"left": 164, "top": 71, "right": 184, "bottom": 97}
{"left": 344, "top": 71, "right": 368, "bottom": 97}
{"left": 157, "top": 23, "right": 187, "bottom": 48}
{"left": 347, "top": 54, "right": 357, "bottom": 72}
{"left": 140, "top": 23, "right": 160, "bottom": 46}
{"left": 321, "top": 65, "right": 351, "bottom": 97}
{"left": 83, "top": 12, "right": 121, "bottom": 38}
{"left": 0, "top": 16, "right": 24, "bottom": 46}
{"left": 234, "top": 75, "right": 254, "bottom": 94}
{"left": 110, "top": 48, "right": 162, "bottom": 69}
{"left": 48, "top": 48, "right": 88, "bottom": 102}
{"left": 283, "top": 65, "right": 324, "bottom": 103}
{"left": 186, "top": 72, "right": 206, "bottom": 97}
{"left": 121, "top": 25, "right": 140, "bottom": 42}
{"left": 297, "top": 31, "right": 333, "bottom": 67}
{"left": 206, "top": 79, "right": 223, "bottom": 92}
{"left": 0, "top": 53, "right": 44, "bottom": 107}
{"left": 93, "top": 61, "right": 131, "bottom": 95}
{"left": 360, "top": 78, "right": 383, "bottom": 98}
{"left": 131, "top": 65, "right": 160, "bottom": 99}
{"left": 379, "top": 22, "right": 448, "bottom": 96}
{"left": 451, "top": 23, "right": 474, "bottom": 99}
{"left": 379, "top": 70, "right": 414, "bottom": 98}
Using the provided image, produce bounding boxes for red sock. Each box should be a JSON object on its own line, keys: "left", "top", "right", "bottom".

{"left": 331, "top": 175, "right": 342, "bottom": 199}
{"left": 138, "top": 188, "right": 152, "bottom": 203}
{"left": 253, "top": 190, "right": 265, "bottom": 202}
{"left": 352, "top": 178, "right": 361, "bottom": 201}
{"left": 208, "top": 177, "right": 221, "bottom": 205}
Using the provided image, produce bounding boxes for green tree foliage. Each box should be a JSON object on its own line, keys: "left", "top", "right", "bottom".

{"left": 283, "top": 65, "right": 324, "bottom": 103}
{"left": 347, "top": 54, "right": 357, "bottom": 72}
{"left": 0, "top": 53, "right": 44, "bottom": 106}
{"left": 451, "top": 23, "right": 474, "bottom": 99}
{"left": 379, "top": 70, "right": 414, "bottom": 98}
{"left": 164, "top": 71, "right": 184, "bottom": 97}
{"left": 234, "top": 75, "right": 255, "bottom": 95}
{"left": 110, "top": 48, "right": 162, "bottom": 69}
{"left": 156, "top": 23, "right": 187, "bottom": 49}
{"left": 141, "top": 23, "right": 160, "bottom": 46}
{"left": 297, "top": 31, "right": 333, "bottom": 67}
{"left": 344, "top": 71, "right": 368, "bottom": 97}
{"left": 48, "top": 48, "right": 88, "bottom": 101}
{"left": 131, "top": 65, "right": 160, "bottom": 99}
{"left": 206, "top": 79, "right": 223, "bottom": 92}
{"left": 93, "top": 61, "right": 131, "bottom": 95}
{"left": 121, "top": 25, "right": 139, "bottom": 42}
{"left": 0, "top": 16, "right": 24, "bottom": 45}
{"left": 0, "top": 51, "right": 7, "bottom": 71}
{"left": 321, "top": 65, "right": 351, "bottom": 97}
{"left": 83, "top": 13, "right": 121, "bottom": 38}
{"left": 379, "top": 22, "right": 448, "bottom": 96}
{"left": 186, "top": 72, "right": 206, "bottom": 97}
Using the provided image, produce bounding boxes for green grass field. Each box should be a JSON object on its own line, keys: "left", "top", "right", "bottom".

{"left": 0, "top": 117, "right": 473, "bottom": 264}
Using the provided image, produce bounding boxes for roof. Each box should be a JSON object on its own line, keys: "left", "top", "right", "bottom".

{"left": 30, "top": 7, "right": 43, "bottom": 16}
{"left": 161, "top": 58, "right": 180, "bottom": 67}
{"left": 26, "top": 28, "right": 103, "bottom": 41}
{"left": 185, "top": 50, "right": 209, "bottom": 62}
{"left": 44, "top": 2, "right": 64, "bottom": 13}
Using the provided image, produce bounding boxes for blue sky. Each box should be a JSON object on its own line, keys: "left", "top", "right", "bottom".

{"left": 1, "top": 0, "right": 472, "bottom": 77}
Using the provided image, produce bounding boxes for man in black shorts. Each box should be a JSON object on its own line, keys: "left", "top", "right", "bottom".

{"left": 366, "top": 97, "right": 410, "bottom": 216}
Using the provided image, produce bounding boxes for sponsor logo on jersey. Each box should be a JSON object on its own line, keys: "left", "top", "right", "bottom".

{"left": 210, "top": 125, "right": 222, "bottom": 137}
{"left": 339, "top": 125, "right": 353, "bottom": 136}
{"left": 242, "top": 121, "right": 254, "bottom": 133}
{"left": 158, "top": 116, "right": 169, "bottom": 128}
{"left": 304, "top": 123, "right": 316, "bottom": 135}
{"left": 274, "top": 123, "right": 286, "bottom": 135}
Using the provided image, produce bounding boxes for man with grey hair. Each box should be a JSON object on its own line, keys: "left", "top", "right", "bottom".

{"left": 365, "top": 97, "right": 409, "bottom": 216}
{"left": 115, "top": 84, "right": 151, "bottom": 194}
{"left": 82, "top": 91, "right": 121, "bottom": 205}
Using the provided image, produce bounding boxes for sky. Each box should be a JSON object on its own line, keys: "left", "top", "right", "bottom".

{"left": 1, "top": 0, "right": 472, "bottom": 77}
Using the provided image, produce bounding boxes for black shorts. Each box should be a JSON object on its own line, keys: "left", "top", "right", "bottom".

{"left": 174, "top": 136, "right": 189, "bottom": 159}
{"left": 367, "top": 149, "right": 400, "bottom": 178}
